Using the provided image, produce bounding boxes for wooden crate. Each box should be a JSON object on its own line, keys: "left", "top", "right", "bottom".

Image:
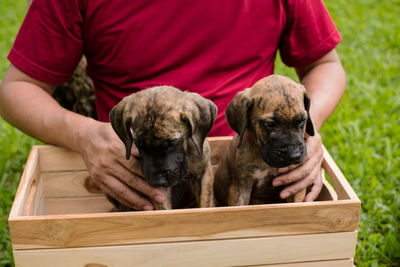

{"left": 9, "top": 137, "right": 360, "bottom": 267}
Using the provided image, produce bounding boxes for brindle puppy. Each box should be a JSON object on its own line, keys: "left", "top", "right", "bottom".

{"left": 109, "top": 86, "right": 217, "bottom": 210}
{"left": 214, "top": 75, "right": 315, "bottom": 206}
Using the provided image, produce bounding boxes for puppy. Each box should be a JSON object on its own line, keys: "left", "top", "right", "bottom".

{"left": 109, "top": 86, "right": 217, "bottom": 210}
{"left": 214, "top": 74, "right": 315, "bottom": 206}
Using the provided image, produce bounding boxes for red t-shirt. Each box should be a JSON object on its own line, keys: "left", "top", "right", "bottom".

{"left": 8, "top": 0, "right": 341, "bottom": 136}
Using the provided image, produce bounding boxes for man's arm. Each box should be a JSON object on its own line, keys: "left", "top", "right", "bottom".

{"left": 273, "top": 49, "right": 346, "bottom": 201}
{"left": 296, "top": 49, "right": 346, "bottom": 131}
{"left": 0, "top": 64, "right": 165, "bottom": 210}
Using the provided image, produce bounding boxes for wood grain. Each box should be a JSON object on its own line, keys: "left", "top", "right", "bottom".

{"left": 13, "top": 231, "right": 357, "bottom": 267}
{"left": 27, "top": 177, "right": 45, "bottom": 216}
{"left": 44, "top": 196, "right": 114, "bottom": 215}
{"left": 41, "top": 171, "right": 99, "bottom": 198}
{"left": 9, "top": 147, "right": 40, "bottom": 219}
{"left": 9, "top": 200, "right": 360, "bottom": 250}
{"left": 40, "top": 181, "right": 336, "bottom": 215}
{"left": 38, "top": 145, "right": 86, "bottom": 172}
{"left": 208, "top": 136, "right": 232, "bottom": 165}
{"left": 40, "top": 168, "right": 335, "bottom": 204}
{"left": 253, "top": 259, "right": 354, "bottom": 267}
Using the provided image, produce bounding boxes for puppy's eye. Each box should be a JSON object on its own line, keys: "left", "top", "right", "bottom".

{"left": 162, "top": 138, "right": 183, "bottom": 148}
{"left": 259, "top": 120, "right": 276, "bottom": 130}
{"left": 162, "top": 140, "right": 172, "bottom": 148}
{"left": 172, "top": 138, "right": 184, "bottom": 146}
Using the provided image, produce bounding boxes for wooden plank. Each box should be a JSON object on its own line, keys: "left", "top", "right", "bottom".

{"left": 9, "top": 200, "right": 359, "bottom": 250}
{"left": 38, "top": 145, "right": 86, "bottom": 172}
{"left": 9, "top": 147, "right": 40, "bottom": 219}
{"left": 13, "top": 231, "right": 356, "bottom": 267}
{"left": 23, "top": 176, "right": 45, "bottom": 216}
{"left": 41, "top": 171, "right": 102, "bottom": 198}
{"left": 322, "top": 146, "right": 359, "bottom": 201}
{"left": 32, "top": 177, "right": 45, "bottom": 216}
{"left": 43, "top": 183, "right": 337, "bottom": 216}
{"left": 35, "top": 140, "right": 354, "bottom": 202}
{"left": 22, "top": 179, "right": 37, "bottom": 216}
{"left": 208, "top": 136, "right": 232, "bottom": 165}
{"left": 255, "top": 259, "right": 353, "bottom": 267}
{"left": 37, "top": 138, "right": 229, "bottom": 172}
{"left": 45, "top": 196, "right": 114, "bottom": 215}
{"left": 318, "top": 170, "right": 338, "bottom": 201}
{"left": 42, "top": 168, "right": 337, "bottom": 201}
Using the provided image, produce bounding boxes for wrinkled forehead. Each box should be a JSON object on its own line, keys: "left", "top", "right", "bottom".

{"left": 132, "top": 109, "right": 185, "bottom": 142}
{"left": 251, "top": 88, "right": 305, "bottom": 121}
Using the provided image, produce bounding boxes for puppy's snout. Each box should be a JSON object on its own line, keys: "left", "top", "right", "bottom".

{"left": 288, "top": 150, "right": 302, "bottom": 162}
{"left": 145, "top": 166, "right": 187, "bottom": 188}
{"left": 280, "top": 143, "right": 305, "bottom": 163}
{"left": 148, "top": 173, "right": 169, "bottom": 187}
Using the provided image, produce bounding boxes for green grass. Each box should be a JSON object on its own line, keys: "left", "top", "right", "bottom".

{"left": 0, "top": 2, "right": 41, "bottom": 266}
{"left": 275, "top": 1, "right": 400, "bottom": 266}
{"left": 0, "top": 0, "right": 399, "bottom": 266}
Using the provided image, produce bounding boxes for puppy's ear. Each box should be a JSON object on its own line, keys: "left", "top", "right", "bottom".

{"left": 226, "top": 88, "right": 253, "bottom": 147}
{"left": 109, "top": 96, "right": 142, "bottom": 160}
{"left": 182, "top": 95, "right": 217, "bottom": 156}
{"left": 303, "top": 92, "right": 315, "bottom": 136}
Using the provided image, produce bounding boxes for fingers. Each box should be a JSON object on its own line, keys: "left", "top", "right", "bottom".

{"left": 112, "top": 161, "right": 165, "bottom": 204}
{"left": 273, "top": 151, "right": 321, "bottom": 186}
{"left": 277, "top": 165, "right": 298, "bottom": 175}
{"left": 81, "top": 122, "right": 166, "bottom": 210}
{"left": 273, "top": 134, "right": 324, "bottom": 201}
{"left": 278, "top": 165, "right": 321, "bottom": 200}
{"left": 305, "top": 172, "right": 323, "bottom": 202}
{"left": 94, "top": 174, "right": 154, "bottom": 211}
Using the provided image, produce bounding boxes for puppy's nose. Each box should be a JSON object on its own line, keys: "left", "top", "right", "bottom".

{"left": 148, "top": 175, "right": 169, "bottom": 187}
{"left": 288, "top": 150, "right": 302, "bottom": 162}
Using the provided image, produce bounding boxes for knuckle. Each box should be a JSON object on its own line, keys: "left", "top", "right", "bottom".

{"left": 130, "top": 159, "right": 141, "bottom": 171}
{"left": 281, "top": 175, "right": 292, "bottom": 184}
{"left": 88, "top": 169, "right": 104, "bottom": 183}
{"left": 126, "top": 175, "right": 139, "bottom": 188}
{"left": 115, "top": 187, "right": 129, "bottom": 199}
{"left": 97, "top": 157, "right": 110, "bottom": 169}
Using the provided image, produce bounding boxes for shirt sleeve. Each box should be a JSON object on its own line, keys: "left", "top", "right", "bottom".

{"left": 279, "top": 0, "right": 342, "bottom": 67}
{"left": 8, "top": 0, "right": 84, "bottom": 84}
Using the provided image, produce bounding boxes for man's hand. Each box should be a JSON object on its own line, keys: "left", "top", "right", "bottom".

{"left": 272, "top": 133, "right": 324, "bottom": 202}
{"left": 79, "top": 120, "right": 165, "bottom": 210}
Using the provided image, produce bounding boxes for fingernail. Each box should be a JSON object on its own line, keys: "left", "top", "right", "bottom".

{"left": 273, "top": 180, "right": 282, "bottom": 187}
{"left": 143, "top": 205, "right": 153, "bottom": 211}
{"left": 281, "top": 191, "right": 290, "bottom": 199}
{"left": 155, "top": 194, "right": 165, "bottom": 203}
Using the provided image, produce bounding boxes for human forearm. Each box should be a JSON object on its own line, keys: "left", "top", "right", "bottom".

{"left": 296, "top": 49, "right": 346, "bottom": 130}
{"left": 0, "top": 65, "right": 94, "bottom": 153}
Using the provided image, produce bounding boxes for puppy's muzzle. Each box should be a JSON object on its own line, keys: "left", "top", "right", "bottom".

{"left": 144, "top": 168, "right": 187, "bottom": 187}
{"left": 141, "top": 154, "right": 188, "bottom": 187}
{"left": 262, "top": 143, "right": 307, "bottom": 168}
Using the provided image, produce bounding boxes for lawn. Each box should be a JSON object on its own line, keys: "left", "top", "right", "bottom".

{"left": 0, "top": 0, "right": 399, "bottom": 266}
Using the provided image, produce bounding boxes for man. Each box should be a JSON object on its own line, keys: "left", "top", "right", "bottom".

{"left": 0, "top": 0, "right": 345, "bottom": 210}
